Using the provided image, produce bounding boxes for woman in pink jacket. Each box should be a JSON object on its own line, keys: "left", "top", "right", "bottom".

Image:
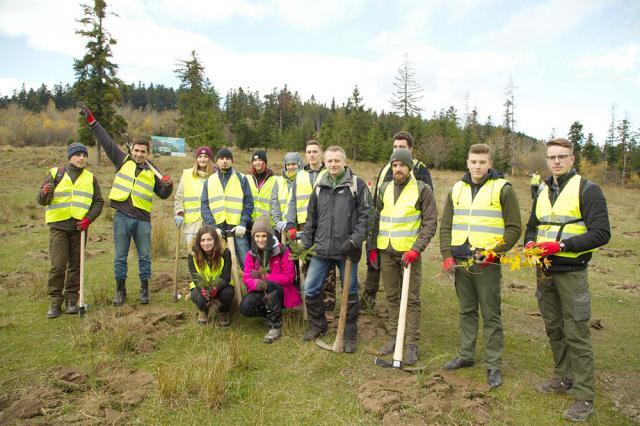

{"left": 240, "top": 215, "right": 301, "bottom": 343}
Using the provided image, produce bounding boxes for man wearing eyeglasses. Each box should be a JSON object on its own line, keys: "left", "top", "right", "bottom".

{"left": 525, "top": 138, "right": 610, "bottom": 423}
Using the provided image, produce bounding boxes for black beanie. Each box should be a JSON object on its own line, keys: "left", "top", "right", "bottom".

{"left": 216, "top": 148, "right": 233, "bottom": 161}
{"left": 252, "top": 150, "right": 267, "bottom": 163}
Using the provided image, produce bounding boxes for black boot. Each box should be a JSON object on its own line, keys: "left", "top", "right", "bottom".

{"left": 263, "top": 290, "right": 283, "bottom": 344}
{"left": 140, "top": 279, "right": 149, "bottom": 305}
{"left": 302, "top": 295, "right": 328, "bottom": 341}
{"left": 344, "top": 294, "right": 359, "bottom": 353}
{"left": 113, "top": 279, "right": 126, "bottom": 306}
{"left": 47, "top": 301, "right": 62, "bottom": 319}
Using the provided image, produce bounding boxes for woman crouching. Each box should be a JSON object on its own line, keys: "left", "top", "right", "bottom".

{"left": 188, "top": 225, "right": 234, "bottom": 326}
{"left": 240, "top": 216, "right": 301, "bottom": 343}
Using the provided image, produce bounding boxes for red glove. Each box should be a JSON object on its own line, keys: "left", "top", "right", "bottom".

{"left": 442, "top": 257, "right": 456, "bottom": 274}
{"left": 42, "top": 183, "right": 54, "bottom": 195}
{"left": 402, "top": 249, "right": 420, "bottom": 267}
{"left": 368, "top": 249, "right": 379, "bottom": 269}
{"left": 478, "top": 252, "right": 495, "bottom": 268}
{"left": 287, "top": 228, "right": 297, "bottom": 241}
{"left": 536, "top": 241, "right": 562, "bottom": 257}
{"left": 79, "top": 106, "right": 96, "bottom": 126}
{"left": 250, "top": 270, "right": 261, "bottom": 279}
{"left": 76, "top": 217, "right": 91, "bottom": 231}
{"left": 524, "top": 241, "right": 535, "bottom": 250}
{"left": 201, "top": 288, "right": 208, "bottom": 299}
{"left": 209, "top": 287, "right": 218, "bottom": 298}
{"left": 160, "top": 175, "right": 172, "bottom": 186}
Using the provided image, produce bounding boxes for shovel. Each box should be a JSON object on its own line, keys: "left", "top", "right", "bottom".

{"left": 172, "top": 227, "right": 181, "bottom": 302}
{"left": 294, "top": 231, "right": 308, "bottom": 320}
{"left": 374, "top": 264, "right": 425, "bottom": 372}
{"left": 78, "top": 230, "right": 88, "bottom": 317}
{"left": 225, "top": 230, "right": 244, "bottom": 307}
{"left": 316, "top": 258, "right": 352, "bottom": 353}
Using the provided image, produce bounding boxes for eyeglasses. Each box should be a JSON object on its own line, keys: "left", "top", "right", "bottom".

{"left": 546, "top": 154, "right": 572, "bottom": 161}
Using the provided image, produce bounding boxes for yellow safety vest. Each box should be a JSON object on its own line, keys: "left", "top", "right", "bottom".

{"left": 535, "top": 174, "right": 595, "bottom": 258}
{"left": 248, "top": 174, "right": 277, "bottom": 222}
{"left": 189, "top": 256, "right": 232, "bottom": 289}
{"left": 276, "top": 176, "right": 292, "bottom": 218}
{"left": 377, "top": 177, "right": 421, "bottom": 252}
{"left": 181, "top": 169, "right": 205, "bottom": 224}
{"left": 45, "top": 167, "right": 94, "bottom": 223}
{"left": 451, "top": 178, "right": 507, "bottom": 249}
{"left": 530, "top": 174, "right": 541, "bottom": 185}
{"left": 295, "top": 169, "right": 327, "bottom": 224}
{"left": 207, "top": 171, "right": 243, "bottom": 226}
{"left": 108, "top": 157, "right": 155, "bottom": 212}
{"left": 376, "top": 159, "right": 423, "bottom": 189}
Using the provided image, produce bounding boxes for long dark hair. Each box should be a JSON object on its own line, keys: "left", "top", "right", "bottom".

{"left": 192, "top": 225, "right": 223, "bottom": 271}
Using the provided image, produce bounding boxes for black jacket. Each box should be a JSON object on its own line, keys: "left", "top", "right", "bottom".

{"left": 302, "top": 167, "right": 371, "bottom": 260}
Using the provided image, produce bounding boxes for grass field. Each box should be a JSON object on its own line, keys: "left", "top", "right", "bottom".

{"left": 0, "top": 144, "right": 638, "bottom": 425}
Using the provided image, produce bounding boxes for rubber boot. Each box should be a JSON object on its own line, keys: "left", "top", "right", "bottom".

{"left": 343, "top": 294, "right": 359, "bottom": 353}
{"left": 47, "top": 301, "right": 62, "bottom": 319}
{"left": 112, "top": 279, "right": 126, "bottom": 306}
{"left": 140, "top": 279, "right": 149, "bottom": 305}
{"left": 302, "top": 295, "right": 328, "bottom": 341}
{"left": 263, "top": 290, "right": 283, "bottom": 344}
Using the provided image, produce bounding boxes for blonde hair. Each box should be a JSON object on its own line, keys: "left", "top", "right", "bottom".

{"left": 192, "top": 158, "right": 214, "bottom": 178}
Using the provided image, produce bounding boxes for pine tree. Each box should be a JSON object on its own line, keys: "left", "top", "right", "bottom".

{"left": 73, "top": 0, "right": 127, "bottom": 164}
{"left": 582, "top": 133, "right": 601, "bottom": 164}
{"left": 617, "top": 117, "right": 631, "bottom": 184}
{"left": 389, "top": 53, "right": 423, "bottom": 118}
{"left": 568, "top": 121, "right": 584, "bottom": 172}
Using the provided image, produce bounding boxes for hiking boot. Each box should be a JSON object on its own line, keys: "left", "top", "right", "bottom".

{"left": 113, "top": 279, "right": 126, "bottom": 306}
{"left": 263, "top": 328, "right": 282, "bottom": 344}
{"left": 537, "top": 377, "right": 573, "bottom": 394}
{"left": 563, "top": 400, "right": 593, "bottom": 422}
{"left": 443, "top": 357, "right": 475, "bottom": 370}
{"left": 325, "top": 310, "right": 335, "bottom": 323}
{"left": 344, "top": 339, "right": 357, "bottom": 353}
{"left": 302, "top": 295, "right": 328, "bottom": 341}
{"left": 218, "top": 311, "right": 231, "bottom": 327}
{"left": 197, "top": 311, "right": 208, "bottom": 325}
{"left": 405, "top": 344, "right": 419, "bottom": 366}
{"left": 378, "top": 338, "right": 396, "bottom": 355}
{"left": 343, "top": 295, "right": 359, "bottom": 354}
{"left": 47, "top": 303, "right": 62, "bottom": 319}
{"left": 487, "top": 369, "right": 503, "bottom": 389}
{"left": 65, "top": 301, "right": 78, "bottom": 315}
{"left": 140, "top": 279, "right": 149, "bottom": 305}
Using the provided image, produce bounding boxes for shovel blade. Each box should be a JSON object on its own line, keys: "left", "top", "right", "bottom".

{"left": 316, "top": 339, "right": 335, "bottom": 352}
{"left": 78, "top": 305, "right": 88, "bottom": 318}
{"left": 374, "top": 356, "right": 393, "bottom": 368}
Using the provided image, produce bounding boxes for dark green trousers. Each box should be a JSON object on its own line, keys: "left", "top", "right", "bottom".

{"left": 454, "top": 262, "right": 503, "bottom": 369}
{"left": 48, "top": 228, "right": 82, "bottom": 305}
{"left": 536, "top": 268, "right": 594, "bottom": 401}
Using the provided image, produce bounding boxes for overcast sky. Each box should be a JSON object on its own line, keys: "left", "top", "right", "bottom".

{"left": 0, "top": 0, "right": 638, "bottom": 143}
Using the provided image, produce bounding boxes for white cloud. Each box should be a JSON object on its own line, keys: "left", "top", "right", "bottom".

{"left": 577, "top": 43, "right": 640, "bottom": 74}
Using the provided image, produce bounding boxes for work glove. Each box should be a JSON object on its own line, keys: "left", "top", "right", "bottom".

{"left": 250, "top": 270, "right": 262, "bottom": 279}
{"left": 255, "top": 280, "right": 268, "bottom": 291}
{"left": 474, "top": 250, "right": 495, "bottom": 268}
{"left": 287, "top": 228, "right": 297, "bottom": 241}
{"left": 535, "top": 241, "right": 562, "bottom": 257}
{"left": 402, "top": 249, "right": 420, "bottom": 267}
{"left": 209, "top": 287, "right": 218, "bottom": 298}
{"left": 160, "top": 175, "right": 172, "bottom": 186}
{"left": 232, "top": 225, "right": 246, "bottom": 237}
{"left": 524, "top": 241, "right": 536, "bottom": 250}
{"left": 41, "top": 182, "right": 54, "bottom": 195}
{"left": 76, "top": 217, "right": 91, "bottom": 231}
{"left": 201, "top": 288, "right": 209, "bottom": 300}
{"left": 275, "top": 220, "right": 287, "bottom": 233}
{"left": 174, "top": 213, "right": 184, "bottom": 228}
{"left": 367, "top": 249, "right": 379, "bottom": 269}
{"left": 442, "top": 257, "right": 456, "bottom": 274}
{"left": 79, "top": 105, "right": 96, "bottom": 127}
{"left": 340, "top": 239, "right": 361, "bottom": 262}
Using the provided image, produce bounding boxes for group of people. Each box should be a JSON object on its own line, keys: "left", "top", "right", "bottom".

{"left": 37, "top": 106, "right": 610, "bottom": 423}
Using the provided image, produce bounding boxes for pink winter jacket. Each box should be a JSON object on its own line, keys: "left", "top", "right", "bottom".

{"left": 243, "top": 241, "right": 302, "bottom": 309}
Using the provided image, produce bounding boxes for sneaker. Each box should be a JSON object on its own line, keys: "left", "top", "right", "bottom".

{"left": 443, "top": 357, "right": 475, "bottom": 370}
{"left": 563, "top": 400, "right": 593, "bottom": 422}
{"left": 537, "top": 377, "right": 573, "bottom": 394}
{"left": 197, "top": 311, "right": 208, "bottom": 325}
{"left": 404, "top": 344, "right": 419, "bottom": 366}
{"left": 47, "top": 303, "right": 62, "bottom": 319}
{"left": 218, "top": 312, "right": 231, "bottom": 327}
{"left": 378, "top": 338, "right": 396, "bottom": 355}
{"left": 263, "top": 328, "right": 282, "bottom": 344}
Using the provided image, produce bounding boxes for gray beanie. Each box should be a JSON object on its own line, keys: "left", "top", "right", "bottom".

{"left": 390, "top": 148, "right": 413, "bottom": 169}
{"left": 283, "top": 152, "right": 303, "bottom": 167}
{"left": 67, "top": 142, "right": 88, "bottom": 159}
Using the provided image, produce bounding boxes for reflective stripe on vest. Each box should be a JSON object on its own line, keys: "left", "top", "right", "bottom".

{"left": 189, "top": 256, "right": 232, "bottom": 289}
{"left": 451, "top": 178, "right": 507, "bottom": 249}
{"left": 276, "top": 176, "right": 291, "bottom": 218}
{"left": 207, "top": 171, "right": 243, "bottom": 226}
{"left": 45, "top": 167, "right": 94, "bottom": 223}
{"left": 295, "top": 169, "right": 327, "bottom": 224}
{"left": 181, "top": 169, "right": 205, "bottom": 224}
{"left": 108, "top": 158, "right": 155, "bottom": 212}
{"left": 248, "top": 174, "right": 277, "bottom": 222}
{"left": 535, "top": 174, "right": 595, "bottom": 258}
{"left": 377, "top": 177, "right": 421, "bottom": 252}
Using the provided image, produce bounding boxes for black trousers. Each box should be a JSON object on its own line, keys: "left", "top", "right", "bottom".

{"left": 190, "top": 284, "right": 234, "bottom": 313}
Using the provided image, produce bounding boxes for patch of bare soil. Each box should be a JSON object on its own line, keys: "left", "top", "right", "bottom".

{"left": 622, "top": 230, "right": 640, "bottom": 238}
{"left": 599, "top": 371, "right": 640, "bottom": 423}
{"left": 591, "top": 264, "right": 614, "bottom": 274}
{"left": 88, "top": 232, "right": 111, "bottom": 243}
{"left": 600, "top": 248, "right": 635, "bottom": 257}
{"left": 504, "top": 281, "right": 530, "bottom": 292}
{"left": 0, "top": 271, "right": 38, "bottom": 290}
{"left": 607, "top": 281, "right": 640, "bottom": 293}
{"left": 28, "top": 249, "right": 49, "bottom": 260}
{"left": 149, "top": 272, "right": 174, "bottom": 292}
{"left": 359, "top": 370, "right": 496, "bottom": 424}
{"left": 359, "top": 314, "right": 389, "bottom": 342}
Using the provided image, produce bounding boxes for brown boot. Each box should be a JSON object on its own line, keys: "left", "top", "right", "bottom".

{"left": 218, "top": 311, "right": 231, "bottom": 327}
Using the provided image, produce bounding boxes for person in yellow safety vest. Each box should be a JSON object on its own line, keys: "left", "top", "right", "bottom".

{"left": 439, "top": 143, "right": 522, "bottom": 390}
{"left": 369, "top": 149, "right": 437, "bottom": 366}
{"left": 524, "top": 138, "right": 610, "bottom": 423}
{"left": 174, "top": 146, "right": 216, "bottom": 251}
{"left": 200, "top": 148, "right": 254, "bottom": 270}
{"left": 81, "top": 106, "right": 174, "bottom": 307}
{"left": 37, "top": 142, "right": 104, "bottom": 318}
{"left": 271, "top": 152, "right": 303, "bottom": 237}
{"left": 246, "top": 150, "right": 277, "bottom": 225}
{"left": 530, "top": 170, "right": 541, "bottom": 199}
{"left": 187, "top": 225, "right": 234, "bottom": 326}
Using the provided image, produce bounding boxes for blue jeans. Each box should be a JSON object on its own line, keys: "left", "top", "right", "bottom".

{"left": 113, "top": 210, "right": 151, "bottom": 281}
{"left": 304, "top": 257, "right": 358, "bottom": 298}
{"left": 233, "top": 234, "right": 249, "bottom": 270}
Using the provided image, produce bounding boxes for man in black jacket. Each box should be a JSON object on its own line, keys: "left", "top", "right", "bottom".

{"left": 301, "top": 146, "right": 371, "bottom": 353}
{"left": 525, "top": 138, "right": 610, "bottom": 423}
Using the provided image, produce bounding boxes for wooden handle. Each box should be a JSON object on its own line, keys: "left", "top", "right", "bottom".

{"left": 79, "top": 230, "right": 86, "bottom": 308}
{"left": 392, "top": 264, "right": 411, "bottom": 364}
{"left": 333, "top": 258, "right": 352, "bottom": 353}
{"left": 172, "top": 227, "right": 180, "bottom": 301}
{"left": 145, "top": 160, "right": 163, "bottom": 179}
{"left": 226, "top": 235, "right": 244, "bottom": 307}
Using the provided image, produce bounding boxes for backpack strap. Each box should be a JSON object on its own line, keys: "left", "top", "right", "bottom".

{"left": 53, "top": 166, "right": 65, "bottom": 187}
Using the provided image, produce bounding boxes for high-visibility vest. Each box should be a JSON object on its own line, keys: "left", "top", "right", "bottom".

{"left": 45, "top": 167, "right": 94, "bottom": 223}
{"left": 181, "top": 169, "right": 206, "bottom": 224}
{"left": 276, "top": 176, "right": 292, "bottom": 218}
{"left": 377, "top": 177, "right": 421, "bottom": 252}
{"left": 108, "top": 157, "right": 155, "bottom": 212}
{"left": 207, "top": 171, "right": 244, "bottom": 226}
{"left": 535, "top": 174, "right": 595, "bottom": 258}
{"left": 376, "top": 159, "right": 424, "bottom": 189}
{"left": 530, "top": 174, "right": 541, "bottom": 185}
{"left": 189, "top": 256, "right": 232, "bottom": 289}
{"left": 451, "top": 178, "right": 507, "bottom": 249}
{"left": 295, "top": 169, "right": 327, "bottom": 224}
{"left": 248, "top": 174, "right": 277, "bottom": 222}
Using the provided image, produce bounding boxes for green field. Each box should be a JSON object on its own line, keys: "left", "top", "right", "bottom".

{"left": 1, "top": 145, "right": 638, "bottom": 425}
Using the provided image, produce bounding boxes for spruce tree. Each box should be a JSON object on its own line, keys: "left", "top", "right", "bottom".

{"left": 568, "top": 121, "right": 584, "bottom": 172}
{"left": 389, "top": 53, "right": 424, "bottom": 118}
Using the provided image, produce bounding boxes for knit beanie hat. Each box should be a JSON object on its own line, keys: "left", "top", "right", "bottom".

{"left": 216, "top": 148, "right": 233, "bottom": 161}
{"left": 390, "top": 148, "right": 413, "bottom": 169}
{"left": 283, "top": 152, "right": 303, "bottom": 167}
{"left": 195, "top": 146, "right": 214, "bottom": 160}
{"left": 67, "top": 142, "right": 88, "bottom": 159}
{"left": 251, "top": 215, "right": 273, "bottom": 238}
{"left": 252, "top": 150, "right": 267, "bottom": 163}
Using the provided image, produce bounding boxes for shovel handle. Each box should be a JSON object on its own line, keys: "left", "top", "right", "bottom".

{"left": 392, "top": 264, "right": 412, "bottom": 364}
{"left": 78, "top": 230, "right": 86, "bottom": 315}
{"left": 172, "top": 227, "right": 180, "bottom": 302}
{"left": 333, "top": 258, "right": 353, "bottom": 353}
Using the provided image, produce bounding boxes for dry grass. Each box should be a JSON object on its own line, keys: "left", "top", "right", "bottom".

{"left": 151, "top": 218, "right": 171, "bottom": 259}
{"left": 71, "top": 311, "right": 142, "bottom": 356}
{"left": 24, "top": 271, "right": 48, "bottom": 298}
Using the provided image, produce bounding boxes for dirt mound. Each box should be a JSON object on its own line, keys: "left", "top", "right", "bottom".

{"left": 86, "top": 249, "right": 106, "bottom": 258}
{"left": 599, "top": 371, "right": 640, "bottom": 423}
{"left": 359, "top": 314, "right": 389, "bottom": 341}
{"left": 359, "top": 370, "right": 495, "bottom": 424}
{"left": 600, "top": 248, "right": 635, "bottom": 257}
{"left": 89, "top": 232, "right": 111, "bottom": 242}
{"left": 149, "top": 272, "right": 174, "bottom": 292}
{"left": 623, "top": 231, "right": 640, "bottom": 238}
{"left": 0, "top": 271, "right": 38, "bottom": 290}
{"left": 591, "top": 264, "right": 613, "bottom": 274}
{"left": 607, "top": 281, "right": 640, "bottom": 293}
{"left": 505, "top": 281, "right": 530, "bottom": 292}
{"left": 0, "top": 387, "right": 62, "bottom": 423}
{"left": 28, "top": 249, "right": 49, "bottom": 260}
